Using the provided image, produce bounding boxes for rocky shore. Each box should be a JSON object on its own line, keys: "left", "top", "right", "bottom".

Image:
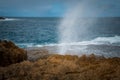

{"left": 0, "top": 40, "right": 27, "bottom": 66}
{"left": 0, "top": 17, "right": 5, "bottom": 20}
{"left": 0, "top": 40, "right": 120, "bottom": 80}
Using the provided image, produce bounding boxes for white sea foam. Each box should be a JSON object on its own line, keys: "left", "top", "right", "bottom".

{"left": 16, "top": 36, "right": 120, "bottom": 57}
{"left": 0, "top": 18, "right": 18, "bottom": 21}
{"left": 17, "top": 36, "right": 120, "bottom": 57}
{"left": 92, "top": 35, "right": 120, "bottom": 44}
{"left": 17, "top": 36, "right": 120, "bottom": 48}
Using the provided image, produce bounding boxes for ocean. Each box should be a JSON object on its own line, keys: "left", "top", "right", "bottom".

{"left": 0, "top": 17, "right": 120, "bottom": 57}
{"left": 0, "top": 18, "right": 59, "bottom": 47}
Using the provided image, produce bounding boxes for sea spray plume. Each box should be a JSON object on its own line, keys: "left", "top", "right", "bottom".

{"left": 58, "top": 2, "right": 96, "bottom": 54}
{"left": 58, "top": 4, "right": 83, "bottom": 54}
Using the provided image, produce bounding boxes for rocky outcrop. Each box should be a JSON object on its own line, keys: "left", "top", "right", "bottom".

{"left": 0, "top": 40, "right": 27, "bottom": 66}
{"left": 0, "top": 17, "right": 5, "bottom": 20}
{"left": 0, "top": 54, "right": 120, "bottom": 80}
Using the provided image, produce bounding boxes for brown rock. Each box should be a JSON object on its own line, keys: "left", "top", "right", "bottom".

{"left": 0, "top": 54, "right": 120, "bottom": 80}
{"left": 0, "top": 40, "right": 27, "bottom": 66}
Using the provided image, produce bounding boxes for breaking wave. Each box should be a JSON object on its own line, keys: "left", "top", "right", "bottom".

{"left": 0, "top": 18, "right": 18, "bottom": 21}
{"left": 17, "top": 35, "right": 120, "bottom": 48}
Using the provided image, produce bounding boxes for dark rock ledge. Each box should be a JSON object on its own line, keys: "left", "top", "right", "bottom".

{"left": 0, "top": 40, "right": 27, "bottom": 67}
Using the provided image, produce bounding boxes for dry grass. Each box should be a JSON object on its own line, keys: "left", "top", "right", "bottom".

{"left": 0, "top": 40, "right": 27, "bottom": 67}
{"left": 0, "top": 54, "right": 120, "bottom": 80}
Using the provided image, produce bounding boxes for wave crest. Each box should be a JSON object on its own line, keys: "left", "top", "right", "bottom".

{"left": 16, "top": 36, "right": 120, "bottom": 48}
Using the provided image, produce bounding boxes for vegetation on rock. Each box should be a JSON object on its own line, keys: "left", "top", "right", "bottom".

{"left": 0, "top": 41, "right": 120, "bottom": 80}
{"left": 0, "top": 40, "right": 27, "bottom": 67}
{"left": 0, "top": 54, "right": 120, "bottom": 80}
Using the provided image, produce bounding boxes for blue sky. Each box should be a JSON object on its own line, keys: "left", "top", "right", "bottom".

{"left": 0, "top": 0, "right": 120, "bottom": 17}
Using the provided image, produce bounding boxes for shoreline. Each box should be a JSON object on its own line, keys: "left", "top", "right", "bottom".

{"left": 0, "top": 40, "right": 120, "bottom": 80}
{"left": 25, "top": 44, "right": 120, "bottom": 61}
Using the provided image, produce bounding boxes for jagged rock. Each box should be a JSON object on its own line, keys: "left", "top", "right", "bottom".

{"left": 0, "top": 40, "right": 27, "bottom": 66}
{"left": 0, "top": 54, "right": 120, "bottom": 80}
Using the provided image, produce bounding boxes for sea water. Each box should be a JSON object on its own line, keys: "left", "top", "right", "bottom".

{"left": 0, "top": 17, "right": 120, "bottom": 57}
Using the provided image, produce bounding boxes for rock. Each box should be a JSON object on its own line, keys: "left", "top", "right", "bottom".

{"left": 27, "top": 48, "right": 50, "bottom": 61}
{"left": 0, "top": 54, "right": 120, "bottom": 80}
{"left": 0, "top": 17, "right": 5, "bottom": 20}
{"left": 0, "top": 40, "right": 27, "bottom": 66}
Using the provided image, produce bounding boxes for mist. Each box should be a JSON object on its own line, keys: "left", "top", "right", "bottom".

{"left": 58, "top": 2, "right": 97, "bottom": 54}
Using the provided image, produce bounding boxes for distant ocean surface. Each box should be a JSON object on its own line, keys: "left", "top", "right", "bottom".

{"left": 0, "top": 17, "right": 120, "bottom": 57}
{"left": 0, "top": 18, "right": 59, "bottom": 47}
